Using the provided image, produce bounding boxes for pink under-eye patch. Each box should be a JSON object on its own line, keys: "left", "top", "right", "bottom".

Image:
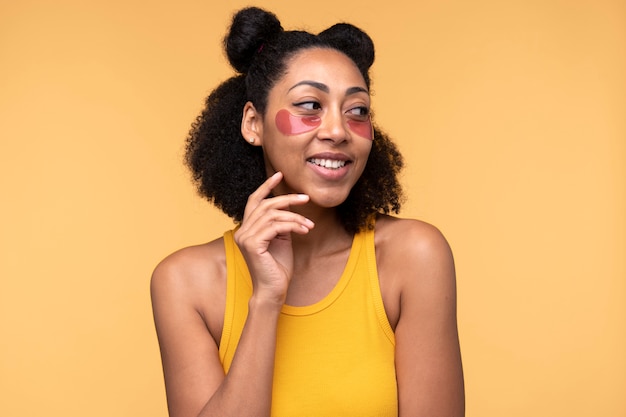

{"left": 347, "top": 118, "right": 374, "bottom": 140}
{"left": 275, "top": 109, "right": 374, "bottom": 140}
{"left": 275, "top": 109, "right": 321, "bottom": 135}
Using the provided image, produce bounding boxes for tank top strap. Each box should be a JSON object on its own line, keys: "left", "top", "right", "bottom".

{"left": 219, "top": 229, "right": 252, "bottom": 368}
{"left": 363, "top": 226, "right": 395, "bottom": 344}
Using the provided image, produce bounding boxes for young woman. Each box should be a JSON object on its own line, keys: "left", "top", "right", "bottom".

{"left": 151, "top": 7, "right": 464, "bottom": 417}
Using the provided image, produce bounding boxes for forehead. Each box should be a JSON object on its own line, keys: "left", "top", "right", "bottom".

{"left": 278, "top": 47, "right": 367, "bottom": 90}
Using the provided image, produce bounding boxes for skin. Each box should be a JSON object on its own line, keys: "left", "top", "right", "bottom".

{"left": 151, "top": 48, "right": 464, "bottom": 417}
{"left": 275, "top": 109, "right": 321, "bottom": 135}
{"left": 275, "top": 108, "right": 373, "bottom": 139}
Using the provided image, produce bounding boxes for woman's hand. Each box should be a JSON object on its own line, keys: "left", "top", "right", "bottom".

{"left": 234, "top": 172, "right": 314, "bottom": 305}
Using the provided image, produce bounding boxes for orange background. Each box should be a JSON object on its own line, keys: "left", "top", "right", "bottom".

{"left": 1, "top": 0, "right": 624, "bottom": 416}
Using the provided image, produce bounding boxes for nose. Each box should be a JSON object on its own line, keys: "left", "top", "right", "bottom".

{"left": 317, "top": 109, "right": 349, "bottom": 143}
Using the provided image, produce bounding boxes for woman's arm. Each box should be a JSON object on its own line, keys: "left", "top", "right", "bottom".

{"left": 151, "top": 246, "right": 281, "bottom": 417}
{"left": 380, "top": 219, "right": 465, "bottom": 416}
{"left": 151, "top": 172, "right": 314, "bottom": 417}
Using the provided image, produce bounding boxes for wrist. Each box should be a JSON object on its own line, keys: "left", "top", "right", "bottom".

{"left": 248, "top": 293, "right": 284, "bottom": 316}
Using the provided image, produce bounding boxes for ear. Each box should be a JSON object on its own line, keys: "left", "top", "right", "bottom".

{"left": 241, "top": 101, "right": 263, "bottom": 146}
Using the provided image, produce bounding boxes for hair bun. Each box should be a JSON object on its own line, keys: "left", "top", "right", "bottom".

{"left": 318, "top": 23, "right": 375, "bottom": 73}
{"left": 223, "top": 7, "right": 283, "bottom": 74}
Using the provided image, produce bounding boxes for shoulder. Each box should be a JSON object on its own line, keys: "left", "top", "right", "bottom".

{"left": 375, "top": 216, "right": 465, "bottom": 416}
{"left": 375, "top": 216, "right": 464, "bottom": 414}
{"left": 152, "top": 237, "right": 226, "bottom": 286}
{"left": 374, "top": 214, "right": 454, "bottom": 271}
{"left": 151, "top": 237, "right": 227, "bottom": 314}
{"left": 374, "top": 215, "right": 456, "bottom": 327}
{"left": 150, "top": 237, "right": 233, "bottom": 412}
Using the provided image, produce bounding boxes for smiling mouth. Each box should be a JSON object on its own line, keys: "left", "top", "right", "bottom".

{"left": 307, "top": 158, "right": 349, "bottom": 169}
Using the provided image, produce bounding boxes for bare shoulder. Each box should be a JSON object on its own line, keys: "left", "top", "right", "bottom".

{"left": 150, "top": 237, "right": 227, "bottom": 341}
{"left": 151, "top": 238, "right": 226, "bottom": 297}
{"left": 374, "top": 215, "right": 456, "bottom": 330}
{"left": 150, "top": 237, "right": 232, "bottom": 414}
{"left": 375, "top": 215, "right": 454, "bottom": 275}
{"left": 376, "top": 215, "right": 464, "bottom": 415}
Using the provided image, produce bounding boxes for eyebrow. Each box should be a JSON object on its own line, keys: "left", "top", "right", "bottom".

{"left": 346, "top": 86, "right": 368, "bottom": 96}
{"left": 288, "top": 80, "right": 368, "bottom": 96}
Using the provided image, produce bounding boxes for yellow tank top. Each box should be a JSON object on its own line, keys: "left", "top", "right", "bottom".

{"left": 219, "top": 226, "right": 398, "bottom": 416}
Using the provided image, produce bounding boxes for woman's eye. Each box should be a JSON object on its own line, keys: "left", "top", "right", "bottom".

{"left": 295, "top": 101, "right": 321, "bottom": 111}
{"left": 347, "top": 106, "right": 370, "bottom": 118}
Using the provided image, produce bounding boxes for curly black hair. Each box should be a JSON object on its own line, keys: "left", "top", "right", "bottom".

{"left": 185, "top": 7, "right": 404, "bottom": 234}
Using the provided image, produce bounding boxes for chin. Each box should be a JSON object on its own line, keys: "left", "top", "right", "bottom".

{"left": 310, "top": 192, "right": 350, "bottom": 208}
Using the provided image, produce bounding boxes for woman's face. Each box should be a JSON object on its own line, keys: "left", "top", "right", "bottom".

{"left": 256, "top": 47, "right": 373, "bottom": 209}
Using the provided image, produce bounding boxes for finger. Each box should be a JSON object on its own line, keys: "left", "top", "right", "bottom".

{"left": 237, "top": 218, "right": 313, "bottom": 253}
{"left": 245, "top": 171, "right": 284, "bottom": 210}
{"left": 253, "top": 192, "right": 310, "bottom": 214}
{"left": 244, "top": 197, "right": 313, "bottom": 233}
{"left": 243, "top": 192, "right": 310, "bottom": 226}
{"left": 238, "top": 208, "right": 315, "bottom": 241}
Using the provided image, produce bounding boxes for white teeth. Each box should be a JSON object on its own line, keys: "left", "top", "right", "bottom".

{"left": 309, "top": 158, "right": 346, "bottom": 169}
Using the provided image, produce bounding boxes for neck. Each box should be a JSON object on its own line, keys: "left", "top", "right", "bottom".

{"left": 290, "top": 206, "right": 352, "bottom": 258}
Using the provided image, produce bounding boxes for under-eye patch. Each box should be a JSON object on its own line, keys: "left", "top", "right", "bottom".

{"left": 275, "top": 109, "right": 374, "bottom": 140}
{"left": 347, "top": 118, "right": 373, "bottom": 141}
{"left": 276, "top": 109, "right": 321, "bottom": 135}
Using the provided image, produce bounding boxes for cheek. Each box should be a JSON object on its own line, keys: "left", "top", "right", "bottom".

{"left": 347, "top": 118, "right": 374, "bottom": 140}
{"left": 275, "top": 109, "right": 321, "bottom": 136}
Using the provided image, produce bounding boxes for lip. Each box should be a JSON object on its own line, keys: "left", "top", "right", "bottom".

{"left": 306, "top": 151, "right": 352, "bottom": 162}
{"left": 306, "top": 152, "right": 353, "bottom": 180}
